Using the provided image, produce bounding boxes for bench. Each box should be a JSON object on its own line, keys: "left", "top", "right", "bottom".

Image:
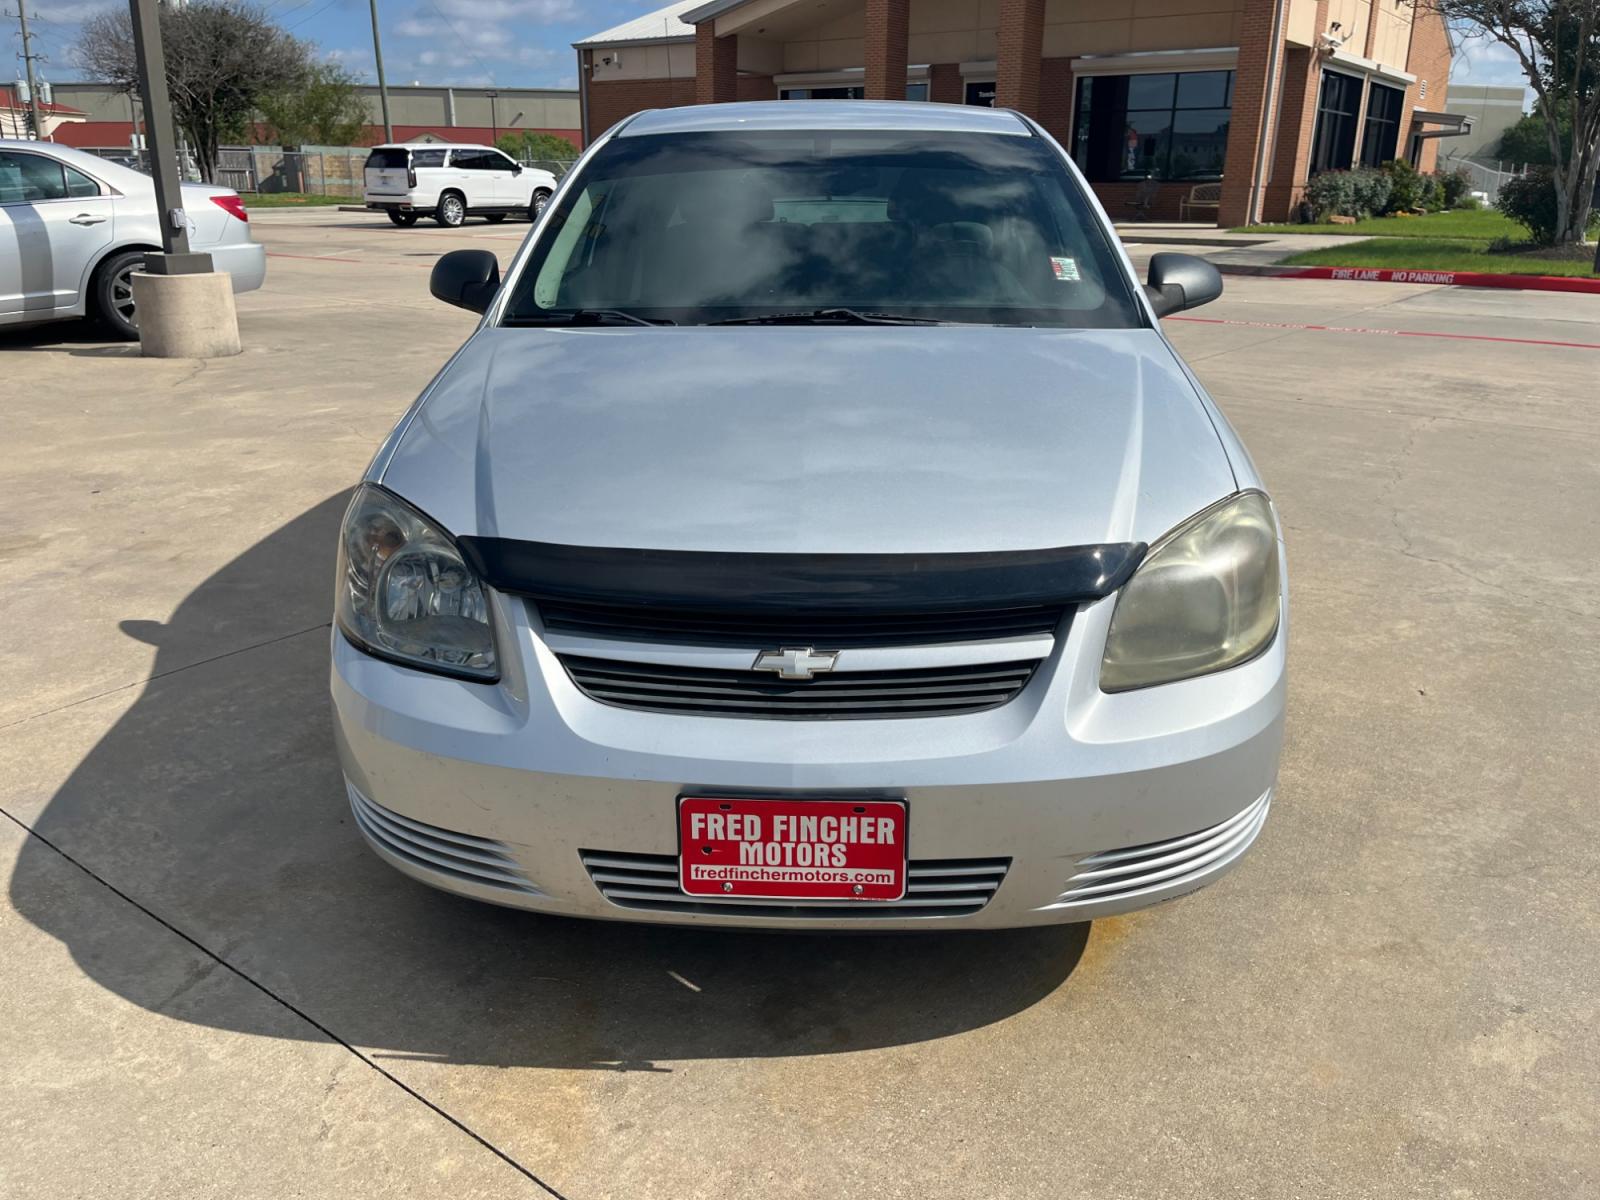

{"left": 1179, "top": 182, "right": 1223, "bottom": 222}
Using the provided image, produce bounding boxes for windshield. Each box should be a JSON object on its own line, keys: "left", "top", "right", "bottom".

{"left": 502, "top": 129, "right": 1142, "bottom": 328}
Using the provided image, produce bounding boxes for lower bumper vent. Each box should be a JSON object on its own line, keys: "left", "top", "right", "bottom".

{"left": 581, "top": 849, "right": 1009, "bottom": 919}
{"left": 1055, "top": 790, "right": 1271, "bottom": 908}
{"left": 348, "top": 783, "right": 540, "bottom": 896}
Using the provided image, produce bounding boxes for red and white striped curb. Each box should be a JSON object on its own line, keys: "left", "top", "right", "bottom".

{"left": 1217, "top": 263, "right": 1600, "bottom": 294}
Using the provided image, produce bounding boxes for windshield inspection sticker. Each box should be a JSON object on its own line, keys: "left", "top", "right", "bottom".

{"left": 1050, "top": 256, "right": 1081, "bottom": 282}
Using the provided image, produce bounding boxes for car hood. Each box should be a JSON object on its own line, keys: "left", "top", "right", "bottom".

{"left": 378, "top": 326, "right": 1238, "bottom": 554}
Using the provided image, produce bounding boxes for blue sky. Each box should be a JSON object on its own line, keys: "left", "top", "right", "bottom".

{"left": 17, "top": 0, "right": 664, "bottom": 90}
{"left": 16, "top": 0, "right": 1530, "bottom": 98}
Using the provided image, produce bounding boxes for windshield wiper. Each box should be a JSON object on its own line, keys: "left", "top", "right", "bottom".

{"left": 504, "top": 309, "right": 674, "bottom": 327}
{"left": 706, "top": 308, "right": 945, "bottom": 327}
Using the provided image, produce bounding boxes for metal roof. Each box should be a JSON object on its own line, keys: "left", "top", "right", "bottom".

{"left": 618, "top": 100, "right": 1033, "bottom": 137}
{"left": 574, "top": 0, "right": 701, "bottom": 47}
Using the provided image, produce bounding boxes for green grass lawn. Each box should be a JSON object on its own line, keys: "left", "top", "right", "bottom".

{"left": 1280, "top": 236, "right": 1599, "bottom": 278}
{"left": 241, "top": 192, "right": 352, "bottom": 208}
{"left": 1235, "top": 209, "right": 1520, "bottom": 240}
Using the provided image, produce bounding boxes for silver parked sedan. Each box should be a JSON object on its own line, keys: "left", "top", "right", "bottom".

{"left": 0, "top": 140, "right": 265, "bottom": 338}
{"left": 331, "top": 101, "right": 1286, "bottom": 930}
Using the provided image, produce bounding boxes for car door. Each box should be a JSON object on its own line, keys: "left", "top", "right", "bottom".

{"left": 484, "top": 150, "right": 525, "bottom": 207}
{"left": 0, "top": 150, "right": 115, "bottom": 319}
{"left": 445, "top": 149, "right": 487, "bottom": 210}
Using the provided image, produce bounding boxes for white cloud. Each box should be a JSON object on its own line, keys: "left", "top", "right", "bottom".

{"left": 1450, "top": 34, "right": 1534, "bottom": 96}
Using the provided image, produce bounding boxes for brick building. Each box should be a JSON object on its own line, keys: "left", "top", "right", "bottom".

{"left": 574, "top": 0, "right": 1466, "bottom": 225}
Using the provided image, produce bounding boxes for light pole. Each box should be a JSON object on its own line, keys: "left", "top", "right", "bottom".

{"left": 368, "top": 0, "right": 393, "bottom": 142}
{"left": 487, "top": 90, "right": 498, "bottom": 143}
{"left": 129, "top": 0, "right": 205, "bottom": 272}
{"left": 126, "top": 0, "right": 240, "bottom": 357}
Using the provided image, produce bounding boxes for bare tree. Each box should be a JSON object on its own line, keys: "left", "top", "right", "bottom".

{"left": 77, "top": 1, "right": 309, "bottom": 183}
{"left": 1419, "top": 0, "right": 1599, "bottom": 245}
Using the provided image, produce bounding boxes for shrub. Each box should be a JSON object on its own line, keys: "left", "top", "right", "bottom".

{"left": 1306, "top": 167, "right": 1391, "bottom": 219}
{"left": 1496, "top": 169, "right": 1561, "bottom": 243}
{"left": 1383, "top": 159, "right": 1424, "bottom": 212}
{"left": 1433, "top": 167, "right": 1472, "bottom": 208}
{"left": 1453, "top": 193, "right": 1483, "bottom": 211}
{"left": 1417, "top": 172, "right": 1444, "bottom": 212}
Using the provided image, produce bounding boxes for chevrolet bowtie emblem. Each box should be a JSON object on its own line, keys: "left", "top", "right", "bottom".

{"left": 751, "top": 646, "right": 840, "bottom": 681}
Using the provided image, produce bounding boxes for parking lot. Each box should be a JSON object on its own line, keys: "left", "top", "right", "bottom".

{"left": 3, "top": 208, "right": 1597, "bottom": 1198}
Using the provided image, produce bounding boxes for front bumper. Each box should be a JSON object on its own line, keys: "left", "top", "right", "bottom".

{"left": 330, "top": 585, "right": 1286, "bottom": 930}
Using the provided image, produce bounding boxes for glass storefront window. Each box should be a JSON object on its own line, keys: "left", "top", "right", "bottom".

{"left": 779, "top": 83, "right": 930, "bottom": 101}
{"left": 1071, "top": 70, "right": 1233, "bottom": 181}
{"left": 1360, "top": 82, "right": 1405, "bottom": 168}
{"left": 1310, "top": 70, "right": 1362, "bottom": 173}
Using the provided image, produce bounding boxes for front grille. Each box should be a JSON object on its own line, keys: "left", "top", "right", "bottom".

{"left": 538, "top": 599, "right": 1068, "bottom": 649}
{"left": 560, "top": 655, "right": 1038, "bottom": 719}
{"left": 1055, "top": 790, "right": 1272, "bottom": 908}
{"left": 348, "top": 783, "right": 540, "bottom": 896}
{"left": 582, "top": 850, "right": 1010, "bottom": 918}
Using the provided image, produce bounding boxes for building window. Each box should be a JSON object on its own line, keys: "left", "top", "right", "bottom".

{"left": 1071, "top": 71, "right": 1233, "bottom": 181}
{"left": 1310, "top": 70, "right": 1363, "bottom": 174}
{"left": 965, "top": 80, "right": 995, "bottom": 107}
{"left": 1360, "top": 82, "right": 1405, "bottom": 167}
{"left": 779, "top": 84, "right": 928, "bottom": 101}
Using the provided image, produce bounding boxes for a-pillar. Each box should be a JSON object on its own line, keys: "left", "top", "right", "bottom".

{"left": 864, "top": 0, "right": 910, "bottom": 100}
{"left": 996, "top": 0, "right": 1045, "bottom": 117}
{"left": 695, "top": 22, "right": 738, "bottom": 104}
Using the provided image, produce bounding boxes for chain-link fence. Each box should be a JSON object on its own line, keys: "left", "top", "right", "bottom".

{"left": 1438, "top": 150, "right": 1527, "bottom": 205}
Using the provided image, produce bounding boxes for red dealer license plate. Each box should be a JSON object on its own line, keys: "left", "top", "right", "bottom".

{"left": 678, "top": 797, "right": 908, "bottom": 901}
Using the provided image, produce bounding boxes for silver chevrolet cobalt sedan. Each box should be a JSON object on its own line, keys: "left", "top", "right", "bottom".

{"left": 331, "top": 101, "right": 1286, "bottom": 929}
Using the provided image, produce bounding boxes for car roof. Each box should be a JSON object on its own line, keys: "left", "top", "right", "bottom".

{"left": 370, "top": 142, "right": 497, "bottom": 152}
{"left": 617, "top": 101, "right": 1033, "bottom": 138}
{"left": 0, "top": 138, "right": 151, "bottom": 188}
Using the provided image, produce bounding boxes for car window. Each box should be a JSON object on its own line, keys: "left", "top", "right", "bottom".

{"left": 503, "top": 129, "right": 1143, "bottom": 328}
{"left": 490, "top": 152, "right": 518, "bottom": 171}
{"left": 64, "top": 165, "right": 101, "bottom": 197}
{"left": 452, "top": 150, "right": 496, "bottom": 171}
{"left": 411, "top": 149, "right": 447, "bottom": 169}
{"left": 365, "top": 148, "right": 409, "bottom": 170}
{"left": 0, "top": 152, "right": 68, "bottom": 203}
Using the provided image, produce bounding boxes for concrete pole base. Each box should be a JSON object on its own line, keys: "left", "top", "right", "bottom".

{"left": 132, "top": 271, "right": 242, "bottom": 358}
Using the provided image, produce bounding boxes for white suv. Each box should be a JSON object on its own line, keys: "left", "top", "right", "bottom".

{"left": 362, "top": 144, "right": 558, "bottom": 228}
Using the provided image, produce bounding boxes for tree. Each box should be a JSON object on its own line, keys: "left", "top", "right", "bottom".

{"left": 1419, "top": 0, "right": 1600, "bottom": 245}
{"left": 1496, "top": 111, "right": 1564, "bottom": 164}
{"left": 77, "top": 1, "right": 309, "bottom": 182}
{"left": 494, "top": 130, "right": 579, "bottom": 164}
{"left": 258, "top": 62, "right": 372, "bottom": 148}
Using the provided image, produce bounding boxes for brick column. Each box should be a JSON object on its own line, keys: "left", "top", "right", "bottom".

{"left": 695, "top": 22, "right": 738, "bottom": 104}
{"left": 1038, "top": 57, "right": 1073, "bottom": 144}
{"left": 995, "top": 0, "right": 1045, "bottom": 116}
{"left": 1260, "top": 46, "right": 1321, "bottom": 221}
{"left": 929, "top": 63, "right": 963, "bottom": 105}
{"left": 1217, "top": 0, "right": 1281, "bottom": 226}
{"left": 864, "top": 0, "right": 910, "bottom": 101}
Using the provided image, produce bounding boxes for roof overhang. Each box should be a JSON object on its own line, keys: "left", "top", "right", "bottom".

{"left": 1411, "top": 110, "right": 1475, "bottom": 139}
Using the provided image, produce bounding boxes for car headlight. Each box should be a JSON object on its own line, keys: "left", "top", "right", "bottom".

{"left": 1100, "top": 490, "right": 1281, "bottom": 693}
{"left": 335, "top": 484, "right": 498, "bottom": 680}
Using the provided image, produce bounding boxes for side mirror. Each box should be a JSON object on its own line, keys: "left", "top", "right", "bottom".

{"left": 430, "top": 249, "right": 501, "bottom": 313}
{"left": 1144, "top": 252, "right": 1223, "bottom": 318}
{"left": 512, "top": 163, "right": 523, "bottom": 175}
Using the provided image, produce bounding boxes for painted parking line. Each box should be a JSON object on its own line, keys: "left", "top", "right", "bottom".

{"left": 1166, "top": 315, "right": 1600, "bottom": 352}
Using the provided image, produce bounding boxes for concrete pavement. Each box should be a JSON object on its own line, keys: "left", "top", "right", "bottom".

{"left": 2, "top": 208, "right": 1596, "bottom": 1198}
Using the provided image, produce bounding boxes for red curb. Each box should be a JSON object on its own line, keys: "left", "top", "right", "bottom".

{"left": 1216, "top": 263, "right": 1600, "bottom": 294}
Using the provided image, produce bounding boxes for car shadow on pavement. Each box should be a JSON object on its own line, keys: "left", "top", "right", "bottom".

{"left": 0, "top": 322, "right": 136, "bottom": 357}
{"left": 9, "top": 493, "right": 1089, "bottom": 1070}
